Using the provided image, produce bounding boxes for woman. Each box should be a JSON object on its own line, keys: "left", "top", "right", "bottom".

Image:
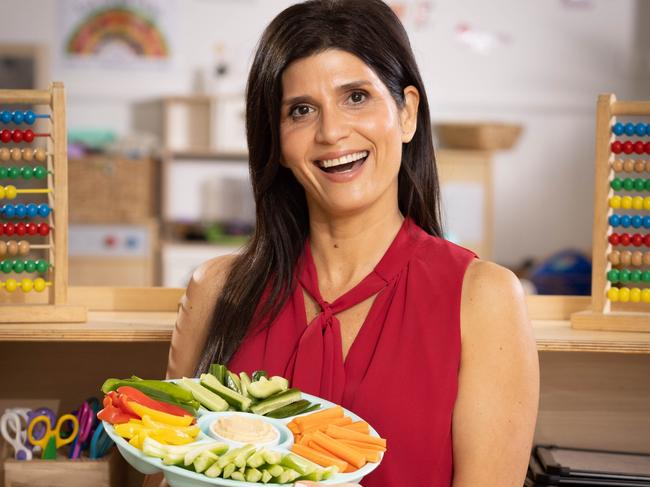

{"left": 148, "top": 0, "right": 539, "bottom": 486}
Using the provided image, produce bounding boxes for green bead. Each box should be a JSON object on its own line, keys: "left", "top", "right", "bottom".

{"left": 634, "top": 178, "right": 645, "bottom": 191}
{"left": 24, "top": 259, "right": 36, "bottom": 273}
{"left": 623, "top": 178, "right": 634, "bottom": 191}
{"left": 619, "top": 269, "right": 631, "bottom": 283}
{"left": 645, "top": 179, "right": 650, "bottom": 191}
{"left": 642, "top": 271, "right": 650, "bottom": 283}
{"left": 21, "top": 166, "right": 33, "bottom": 180}
{"left": 607, "top": 269, "right": 620, "bottom": 283}
{"left": 33, "top": 166, "right": 47, "bottom": 180}
{"left": 6, "top": 167, "right": 19, "bottom": 179}
{"left": 611, "top": 178, "right": 622, "bottom": 190}
{"left": 630, "top": 269, "right": 642, "bottom": 282}
{"left": 12, "top": 260, "right": 24, "bottom": 273}
{"left": 0, "top": 167, "right": 7, "bottom": 179}
{"left": 35, "top": 260, "right": 49, "bottom": 274}
{"left": 0, "top": 260, "right": 13, "bottom": 273}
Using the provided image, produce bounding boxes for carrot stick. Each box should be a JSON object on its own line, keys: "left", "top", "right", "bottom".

{"left": 291, "top": 443, "right": 348, "bottom": 472}
{"left": 311, "top": 431, "right": 366, "bottom": 469}
{"left": 308, "top": 440, "right": 337, "bottom": 457}
{"left": 342, "top": 421, "right": 370, "bottom": 434}
{"left": 344, "top": 464, "right": 358, "bottom": 473}
{"left": 298, "top": 432, "right": 314, "bottom": 445}
{"left": 294, "top": 406, "right": 344, "bottom": 427}
{"left": 300, "top": 416, "right": 352, "bottom": 434}
{"left": 325, "top": 424, "right": 387, "bottom": 448}
{"left": 339, "top": 438, "right": 386, "bottom": 452}
{"left": 288, "top": 422, "right": 300, "bottom": 434}
{"left": 338, "top": 443, "right": 382, "bottom": 463}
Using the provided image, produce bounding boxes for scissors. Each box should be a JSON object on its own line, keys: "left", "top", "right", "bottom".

{"left": 0, "top": 408, "right": 32, "bottom": 460}
{"left": 27, "top": 414, "right": 79, "bottom": 460}
{"left": 68, "top": 401, "right": 95, "bottom": 459}
{"left": 89, "top": 422, "right": 114, "bottom": 459}
{"left": 26, "top": 407, "right": 56, "bottom": 445}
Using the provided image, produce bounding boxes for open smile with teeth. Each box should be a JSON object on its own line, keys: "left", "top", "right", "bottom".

{"left": 316, "top": 151, "right": 369, "bottom": 173}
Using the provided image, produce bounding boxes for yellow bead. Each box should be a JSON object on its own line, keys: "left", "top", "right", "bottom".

{"left": 4, "top": 278, "right": 17, "bottom": 293}
{"left": 0, "top": 187, "right": 4, "bottom": 200}
{"left": 621, "top": 196, "right": 633, "bottom": 210}
{"left": 630, "top": 287, "right": 641, "bottom": 303}
{"left": 607, "top": 287, "right": 619, "bottom": 302}
{"left": 5, "top": 185, "right": 17, "bottom": 200}
{"left": 619, "top": 287, "right": 630, "bottom": 302}
{"left": 632, "top": 196, "right": 643, "bottom": 210}
{"left": 642, "top": 289, "right": 650, "bottom": 303}
{"left": 20, "top": 278, "right": 33, "bottom": 293}
{"left": 33, "top": 278, "right": 47, "bottom": 292}
{"left": 644, "top": 197, "right": 650, "bottom": 211}
{"left": 609, "top": 196, "right": 621, "bottom": 209}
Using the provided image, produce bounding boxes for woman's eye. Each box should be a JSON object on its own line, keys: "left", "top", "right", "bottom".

{"left": 290, "top": 105, "right": 313, "bottom": 118}
{"left": 349, "top": 91, "right": 367, "bottom": 104}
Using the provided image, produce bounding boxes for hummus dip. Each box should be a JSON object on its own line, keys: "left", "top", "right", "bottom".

{"left": 211, "top": 415, "right": 279, "bottom": 445}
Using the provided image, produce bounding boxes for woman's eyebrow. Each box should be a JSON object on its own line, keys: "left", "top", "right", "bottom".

{"left": 282, "top": 80, "right": 372, "bottom": 107}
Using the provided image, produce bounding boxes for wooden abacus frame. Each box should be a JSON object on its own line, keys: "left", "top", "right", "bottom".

{"left": 0, "top": 82, "right": 86, "bottom": 323}
{"left": 571, "top": 94, "right": 650, "bottom": 332}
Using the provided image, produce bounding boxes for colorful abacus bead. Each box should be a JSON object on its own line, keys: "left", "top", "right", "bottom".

{"left": 0, "top": 277, "right": 49, "bottom": 293}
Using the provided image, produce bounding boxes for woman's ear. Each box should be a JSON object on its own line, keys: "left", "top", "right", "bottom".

{"left": 400, "top": 85, "right": 420, "bottom": 143}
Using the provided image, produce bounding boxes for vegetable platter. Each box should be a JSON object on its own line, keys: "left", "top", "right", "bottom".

{"left": 98, "top": 365, "right": 386, "bottom": 487}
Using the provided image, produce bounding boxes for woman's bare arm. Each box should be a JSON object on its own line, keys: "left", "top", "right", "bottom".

{"left": 142, "top": 254, "right": 236, "bottom": 487}
{"left": 452, "top": 260, "right": 540, "bottom": 487}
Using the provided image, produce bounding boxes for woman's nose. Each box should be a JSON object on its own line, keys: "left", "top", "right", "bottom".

{"left": 315, "top": 106, "right": 350, "bottom": 145}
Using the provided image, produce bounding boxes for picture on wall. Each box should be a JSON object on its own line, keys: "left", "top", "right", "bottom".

{"left": 59, "top": 0, "right": 178, "bottom": 68}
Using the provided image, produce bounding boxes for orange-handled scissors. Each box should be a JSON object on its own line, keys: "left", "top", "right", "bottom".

{"left": 27, "top": 414, "right": 79, "bottom": 459}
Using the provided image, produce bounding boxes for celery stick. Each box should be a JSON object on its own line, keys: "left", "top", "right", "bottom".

{"left": 184, "top": 442, "right": 228, "bottom": 466}
{"left": 261, "top": 470, "right": 272, "bottom": 483}
{"left": 265, "top": 464, "right": 284, "bottom": 477}
{"left": 246, "top": 451, "right": 265, "bottom": 468}
{"left": 217, "top": 446, "right": 244, "bottom": 468}
{"left": 277, "top": 468, "right": 300, "bottom": 483}
{"left": 162, "top": 452, "right": 185, "bottom": 466}
{"left": 233, "top": 444, "right": 256, "bottom": 469}
{"left": 204, "top": 463, "right": 222, "bottom": 478}
{"left": 230, "top": 471, "right": 245, "bottom": 481}
{"left": 193, "top": 451, "right": 219, "bottom": 473}
{"left": 321, "top": 466, "right": 338, "bottom": 479}
{"left": 262, "top": 449, "right": 282, "bottom": 465}
{"left": 280, "top": 452, "right": 315, "bottom": 475}
{"left": 222, "top": 463, "right": 236, "bottom": 479}
{"left": 245, "top": 467, "right": 263, "bottom": 483}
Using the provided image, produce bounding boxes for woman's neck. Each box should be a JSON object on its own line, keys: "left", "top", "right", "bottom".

{"left": 307, "top": 206, "right": 404, "bottom": 301}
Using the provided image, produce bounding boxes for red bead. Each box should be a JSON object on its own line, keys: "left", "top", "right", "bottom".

{"left": 15, "top": 223, "right": 26, "bottom": 236}
{"left": 38, "top": 222, "right": 50, "bottom": 236}
{"left": 623, "top": 141, "right": 634, "bottom": 154}
{"left": 4, "top": 223, "right": 15, "bottom": 236}
{"left": 644, "top": 234, "right": 650, "bottom": 247}
{"left": 634, "top": 141, "right": 645, "bottom": 154}
{"left": 646, "top": 142, "right": 650, "bottom": 155}
{"left": 609, "top": 233, "right": 620, "bottom": 245}
{"left": 632, "top": 233, "right": 643, "bottom": 246}
{"left": 26, "top": 223, "right": 37, "bottom": 236}
{"left": 0, "top": 225, "right": 3, "bottom": 236}
{"left": 611, "top": 141, "right": 622, "bottom": 154}
{"left": 23, "top": 129, "right": 34, "bottom": 143}
{"left": 11, "top": 130, "right": 23, "bottom": 143}
{"left": 620, "top": 233, "right": 631, "bottom": 246}
{"left": 0, "top": 129, "right": 11, "bottom": 143}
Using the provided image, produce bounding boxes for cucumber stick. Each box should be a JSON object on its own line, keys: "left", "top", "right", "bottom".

{"left": 251, "top": 388, "right": 302, "bottom": 415}
{"left": 200, "top": 373, "right": 252, "bottom": 411}
{"left": 176, "top": 377, "right": 229, "bottom": 411}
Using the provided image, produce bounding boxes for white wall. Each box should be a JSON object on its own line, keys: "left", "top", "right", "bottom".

{"left": 0, "top": 0, "right": 647, "bottom": 266}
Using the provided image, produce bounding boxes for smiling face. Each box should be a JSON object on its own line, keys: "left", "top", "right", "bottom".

{"left": 279, "top": 49, "right": 419, "bottom": 220}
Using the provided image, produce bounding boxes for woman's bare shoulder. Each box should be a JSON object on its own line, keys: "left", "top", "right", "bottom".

{"left": 166, "top": 254, "right": 238, "bottom": 379}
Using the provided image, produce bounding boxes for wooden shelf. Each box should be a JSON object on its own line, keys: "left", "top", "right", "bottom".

{"left": 1, "top": 311, "right": 649, "bottom": 353}
{"left": 169, "top": 150, "right": 248, "bottom": 160}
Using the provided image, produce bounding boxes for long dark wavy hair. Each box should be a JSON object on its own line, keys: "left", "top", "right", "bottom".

{"left": 196, "top": 0, "right": 443, "bottom": 373}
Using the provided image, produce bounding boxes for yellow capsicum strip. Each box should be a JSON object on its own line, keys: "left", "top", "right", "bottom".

{"left": 127, "top": 401, "right": 194, "bottom": 427}
{"left": 141, "top": 415, "right": 200, "bottom": 437}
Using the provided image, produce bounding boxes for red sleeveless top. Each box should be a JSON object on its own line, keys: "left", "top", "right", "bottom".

{"left": 228, "top": 218, "right": 476, "bottom": 486}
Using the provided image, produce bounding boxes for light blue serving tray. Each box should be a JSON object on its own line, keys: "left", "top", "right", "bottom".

{"left": 103, "top": 390, "right": 383, "bottom": 486}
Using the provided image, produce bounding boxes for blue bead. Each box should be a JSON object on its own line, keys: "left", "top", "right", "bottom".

{"left": 644, "top": 216, "right": 650, "bottom": 229}
{"left": 15, "top": 204, "right": 26, "bottom": 219}
{"left": 26, "top": 203, "right": 38, "bottom": 218}
{"left": 609, "top": 214, "right": 620, "bottom": 227}
{"left": 23, "top": 111, "right": 36, "bottom": 125}
{"left": 620, "top": 214, "right": 631, "bottom": 228}
{"left": 11, "top": 111, "right": 24, "bottom": 124}
{"left": 612, "top": 122, "right": 624, "bottom": 135}
{"left": 635, "top": 123, "right": 647, "bottom": 136}
{"left": 0, "top": 111, "right": 11, "bottom": 124}
{"left": 625, "top": 123, "right": 636, "bottom": 136}
{"left": 37, "top": 204, "right": 51, "bottom": 217}
{"left": 631, "top": 215, "right": 642, "bottom": 228}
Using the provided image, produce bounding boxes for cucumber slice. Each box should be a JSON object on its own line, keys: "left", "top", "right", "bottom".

{"left": 225, "top": 371, "right": 242, "bottom": 393}
{"left": 251, "top": 388, "right": 302, "bottom": 415}
{"left": 239, "top": 371, "right": 252, "bottom": 398}
{"left": 269, "top": 376, "right": 289, "bottom": 391}
{"left": 200, "top": 373, "right": 252, "bottom": 411}
{"left": 177, "top": 377, "right": 229, "bottom": 412}
{"left": 209, "top": 364, "right": 227, "bottom": 384}
{"left": 265, "top": 399, "right": 317, "bottom": 419}
{"left": 247, "top": 379, "right": 284, "bottom": 399}
{"left": 251, "top": 370, "right": 268, "bottom": 382}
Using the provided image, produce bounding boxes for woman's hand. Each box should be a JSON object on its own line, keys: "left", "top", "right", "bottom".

{"left": 295, "top": 482, "right": 361, "bottom": 487}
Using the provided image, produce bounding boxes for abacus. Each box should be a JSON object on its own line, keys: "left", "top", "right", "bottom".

{"left": 572, "top": 94, "right": 650, "bottom": 332}
{"left": 0, "top": 83, "right": 86, "bottom": 323}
